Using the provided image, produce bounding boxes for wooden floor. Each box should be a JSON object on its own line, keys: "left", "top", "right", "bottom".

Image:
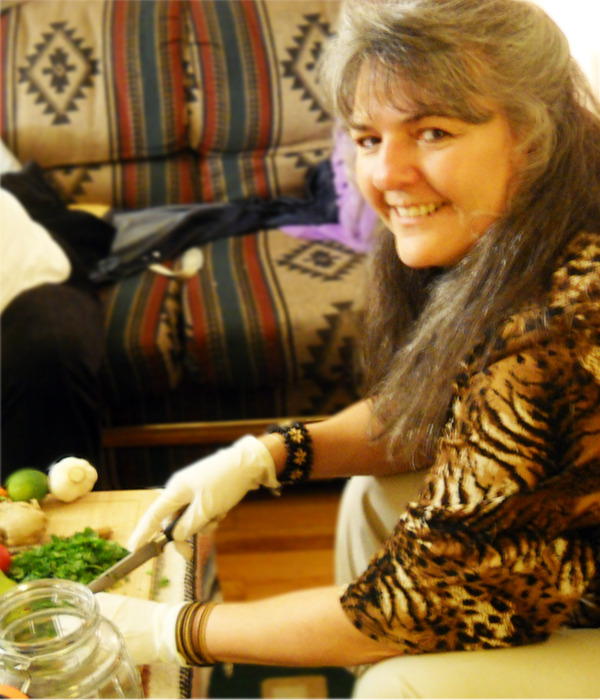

{"left": 214, "top": 481, "right": 344, "bottom": 602}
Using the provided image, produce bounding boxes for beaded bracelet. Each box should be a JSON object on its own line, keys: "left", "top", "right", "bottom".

{"left": 266, "top": 421, "right": 313, "bottom": 484}
{"left": 175, "top": 601, "right": 216, "bottom": 666}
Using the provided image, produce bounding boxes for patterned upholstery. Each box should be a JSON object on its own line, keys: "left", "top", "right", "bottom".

{"left": 1, "top": 1, "right": 189, "bottom": 207}
{"left": 1, "top": 0, "right": 370, "bottom": 485}
{"left": 184, "top": 0, "right": 338, "bottom": 202}
{"left": 1, "top": 0, "right": 339, "bottom": 206}
{"left": 99, "top": 266, "right": 183, "bottom": 404}
{"left": 181, "top": 230, "right": 365, "bottom": 396}
{"left": 99, "top": 230, "right": 365, "bottom": 414}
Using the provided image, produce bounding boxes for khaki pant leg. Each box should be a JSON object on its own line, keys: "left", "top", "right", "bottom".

{"left": 334, "top": 478, "right": 600, "bottom": 699}
{"left": 335, "top": 471, "right": 428, "bottom": 585}
{"left": 352, "top": 627, "right": 600, "bottom": 698}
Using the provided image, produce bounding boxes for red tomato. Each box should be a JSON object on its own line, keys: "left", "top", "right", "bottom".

{"left": 0, "top": 543, "right": 11, "bottom": 573}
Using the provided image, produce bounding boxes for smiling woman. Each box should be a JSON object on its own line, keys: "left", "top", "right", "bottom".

{"left": 319, "top": 0, "right": 600, "bottom": 465}
{"left": 95, "top": 1, "right": 600, "bottom": 694}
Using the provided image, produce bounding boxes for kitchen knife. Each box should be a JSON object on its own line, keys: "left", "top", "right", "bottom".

{"left": 88, "top": 511, "right": 184, "bottom": 593}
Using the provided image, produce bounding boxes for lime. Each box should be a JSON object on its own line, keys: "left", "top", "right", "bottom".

{"left": 5, "top": 468, "right": 49, "bottom": 502}
{"left": 0, "top": 569, "right": 17, "bottom": 595}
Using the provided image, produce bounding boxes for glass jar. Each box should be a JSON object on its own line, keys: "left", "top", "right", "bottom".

{"left": 0, "top": 579, "right": 143, "bottom": 698}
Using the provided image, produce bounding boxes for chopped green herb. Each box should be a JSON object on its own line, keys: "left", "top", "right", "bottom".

{"left": 9, "top": 528, "right": 129, "bottom": 585}
{"left": 158, "top": 576, "right": 170, "bottom": 588}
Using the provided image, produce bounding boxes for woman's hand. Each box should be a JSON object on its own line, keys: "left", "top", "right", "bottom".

{"left": 128, "top": 435, "right": 280, "bottom": 554}
{"left": 95, "top": 592, "right": 186, "bottom": 666}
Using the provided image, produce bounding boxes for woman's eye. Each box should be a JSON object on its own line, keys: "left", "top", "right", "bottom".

{"left": 419, "top": 128, "right": 452, "bottom": 143}
{"left": 354, "top": 135, "right": 380, "bottom": 149}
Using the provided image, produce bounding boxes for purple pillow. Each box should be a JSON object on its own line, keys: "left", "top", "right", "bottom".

{"left": 282, "top": 126, "right": 377, "bottom": 253}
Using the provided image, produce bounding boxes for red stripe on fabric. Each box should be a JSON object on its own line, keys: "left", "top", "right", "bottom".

{"left": 111, "top": 1, "right": 134, "bottom": 159}
{"left": 177, "top": 156, "right": 195, "bottom": 203}
{"left": 110, "top": 2, "right": 138, "bottom": 206}
{"left": 165, "top": 0, "right": 187, "bottom": 148}
{"left": 121, "top": 162, "right": 139, "bottom": 209}
{"left": 139, "top": 273, "right": 171, "bottom": 386}
{"left": 241, "top": 1, "right": 272, "bottom": 195}
{"left": 250, "top": 153, "right": 272, "bottom": 199}
{"left": 242, "top": 235, "right": 284, "bottom": 381}
{"left": 188, "top": 1, "right": 218, "bottom": 202}
{"left": 199, "top": 158, "right": 215, "bottom": 202}
{"left": 186, "top": 276, "right": 216, "bottom": 380}
{"left": 188, "top": 1, "right": 219, "bottom": 155}
{"left": 242, "top": 1, "right": 273, "bottom": 150}
{"left": 140, "top": 274, "right": 169, "bottom": 346}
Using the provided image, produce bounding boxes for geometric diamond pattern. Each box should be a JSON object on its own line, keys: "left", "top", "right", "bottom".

{"left": 52, "top": 164, "right": 100, "bottom": 203}
{"left": 281, "top": 13, "right": 334, "bottom": 123}
{"left": 276, "top": 240, "right": 363, "bottom": 282}
{"left": 285, "top": 146, "right": 330, "bottom": 171}
{"left": 18, "top": 21, "right": 99, "bottom": 125}
{"left": 301, "top": 300, "right": 362, "bottom": 414}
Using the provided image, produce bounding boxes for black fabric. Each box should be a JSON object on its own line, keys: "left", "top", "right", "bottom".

{"left": 0, "top": 161, "right": 116, "bottom": 277}
{"left": 0, "top": 162, "right": 110, "bottom": 479}
{"left": 1, "top": 283, "right": 105, "bottom": 477}
{"left": 91, "top": 159, "right": 339, "bottom": 284}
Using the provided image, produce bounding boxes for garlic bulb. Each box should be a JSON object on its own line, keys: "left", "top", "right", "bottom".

{"left": 48, "top": 457, "right": 98, "bottom": 503}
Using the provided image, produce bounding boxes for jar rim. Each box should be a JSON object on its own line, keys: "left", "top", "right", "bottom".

{"left": 0, "top": 578, "right": 99, "bottom": 657}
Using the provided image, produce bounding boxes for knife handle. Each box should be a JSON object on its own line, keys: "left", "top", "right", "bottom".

{"left": 162, "top": 507, "right": 186, "bottom": 541}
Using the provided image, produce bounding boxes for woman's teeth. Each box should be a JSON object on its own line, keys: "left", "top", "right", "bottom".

{"left": 395, "top": 203, "right": 443, "bottom": 217}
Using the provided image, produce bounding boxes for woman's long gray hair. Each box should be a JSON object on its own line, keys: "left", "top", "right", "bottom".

{"left": 320, "top": 0, "right": 600, "bottom": 467}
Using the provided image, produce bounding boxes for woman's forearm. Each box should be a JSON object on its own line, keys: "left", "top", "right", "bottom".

{"left": 260, "top": 400, "right": 404, "bottom": 481}
{"left": 204, "top": 585, "right": 398, "bottom": 667}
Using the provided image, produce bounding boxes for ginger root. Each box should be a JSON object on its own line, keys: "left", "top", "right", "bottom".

{"left": 0, "top": 499, "right": 48, "bottom": 546}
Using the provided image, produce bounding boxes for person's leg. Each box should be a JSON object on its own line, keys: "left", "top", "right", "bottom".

{"left": 335, "top": 474, "right": 600, "bottom": 699}
{"left": 352, "top": 627, "right": 600, "bottom": 698}
{"left": 1, "top": 282, "right": 105, "bottom": 477}
{"left": 335, "top": 471, "right": 427, "bottom": 585}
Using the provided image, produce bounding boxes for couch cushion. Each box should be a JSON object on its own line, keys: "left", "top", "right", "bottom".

{"left": 1, "top": 0, "right": 190, "bottom": 206}
{"left": 42, "top": 152, "right": 203, "bottom": 209}
{"left": 181, "top": 228, "right": 367, "bottom": 415}
{"left": 99, "top": 267, "right": 183, "bottom": 405}
{"left": 183, "top": 0, "right": 340, "bottom": 201}
{"left": 1, "top": 0, "right": 341, "bottom": 207}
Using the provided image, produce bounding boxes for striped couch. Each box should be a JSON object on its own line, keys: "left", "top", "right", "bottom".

{"left": 1, "top": 0, "right": 370, "bottom": 487}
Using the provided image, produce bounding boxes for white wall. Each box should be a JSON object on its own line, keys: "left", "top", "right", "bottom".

{"left": 533, "top": 0, "right": 600, "bottom": 98}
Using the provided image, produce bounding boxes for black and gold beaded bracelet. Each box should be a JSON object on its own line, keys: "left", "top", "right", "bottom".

{"left": 266, "top": 421, "right": 313, "bottom": 484}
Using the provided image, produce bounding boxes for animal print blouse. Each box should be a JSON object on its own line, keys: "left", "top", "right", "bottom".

{"left": 341, "top": 231, "right": 600, "bottom": 653}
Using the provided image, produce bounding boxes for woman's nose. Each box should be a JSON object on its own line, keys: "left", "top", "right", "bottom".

{"left": 372, "top": 140, "right": 420, "bottom": 191}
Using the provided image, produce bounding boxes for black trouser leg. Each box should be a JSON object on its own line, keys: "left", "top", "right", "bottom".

{"left": 1, "top": 282, "right": 105, "bottom": 479}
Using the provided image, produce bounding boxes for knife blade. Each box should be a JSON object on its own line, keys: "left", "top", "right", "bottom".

{"left": 88, "top": 511, "right": 184, "bottom": 593}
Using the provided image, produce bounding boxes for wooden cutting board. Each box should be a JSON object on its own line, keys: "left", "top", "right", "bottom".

{"left": 38, "top": 489, "right": 161, "bottom": 600}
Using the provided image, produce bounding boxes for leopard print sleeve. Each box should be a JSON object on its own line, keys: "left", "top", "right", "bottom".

{"left": 341, "top": 234, "right": 600, "bottom": 654}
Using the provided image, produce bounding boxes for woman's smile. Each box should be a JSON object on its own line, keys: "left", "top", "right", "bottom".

{"left": 390, "top": 202, "right": 446, "bottom": 220}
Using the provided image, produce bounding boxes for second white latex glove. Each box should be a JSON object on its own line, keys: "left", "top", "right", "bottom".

{"left": 96, "top": 592, "right": 186, "bottom": 666}
{"left": 129, "top": 435, "right": 279, "bottom": 552}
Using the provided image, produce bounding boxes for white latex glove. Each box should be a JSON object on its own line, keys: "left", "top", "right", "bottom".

{"left": 96, "top": 592, "right": 186, "bottom": 666}
{"left": 128, "top": 435, "right": 279, "bottom": 554}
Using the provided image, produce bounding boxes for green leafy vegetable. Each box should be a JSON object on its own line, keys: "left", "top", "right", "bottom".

{"left": 9, "top": 528, "right": 129, "bottom": 585}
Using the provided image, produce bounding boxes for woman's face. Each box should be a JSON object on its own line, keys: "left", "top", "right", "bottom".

{"left": 349, "top": 66, "right": 524, "bottom": 268}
